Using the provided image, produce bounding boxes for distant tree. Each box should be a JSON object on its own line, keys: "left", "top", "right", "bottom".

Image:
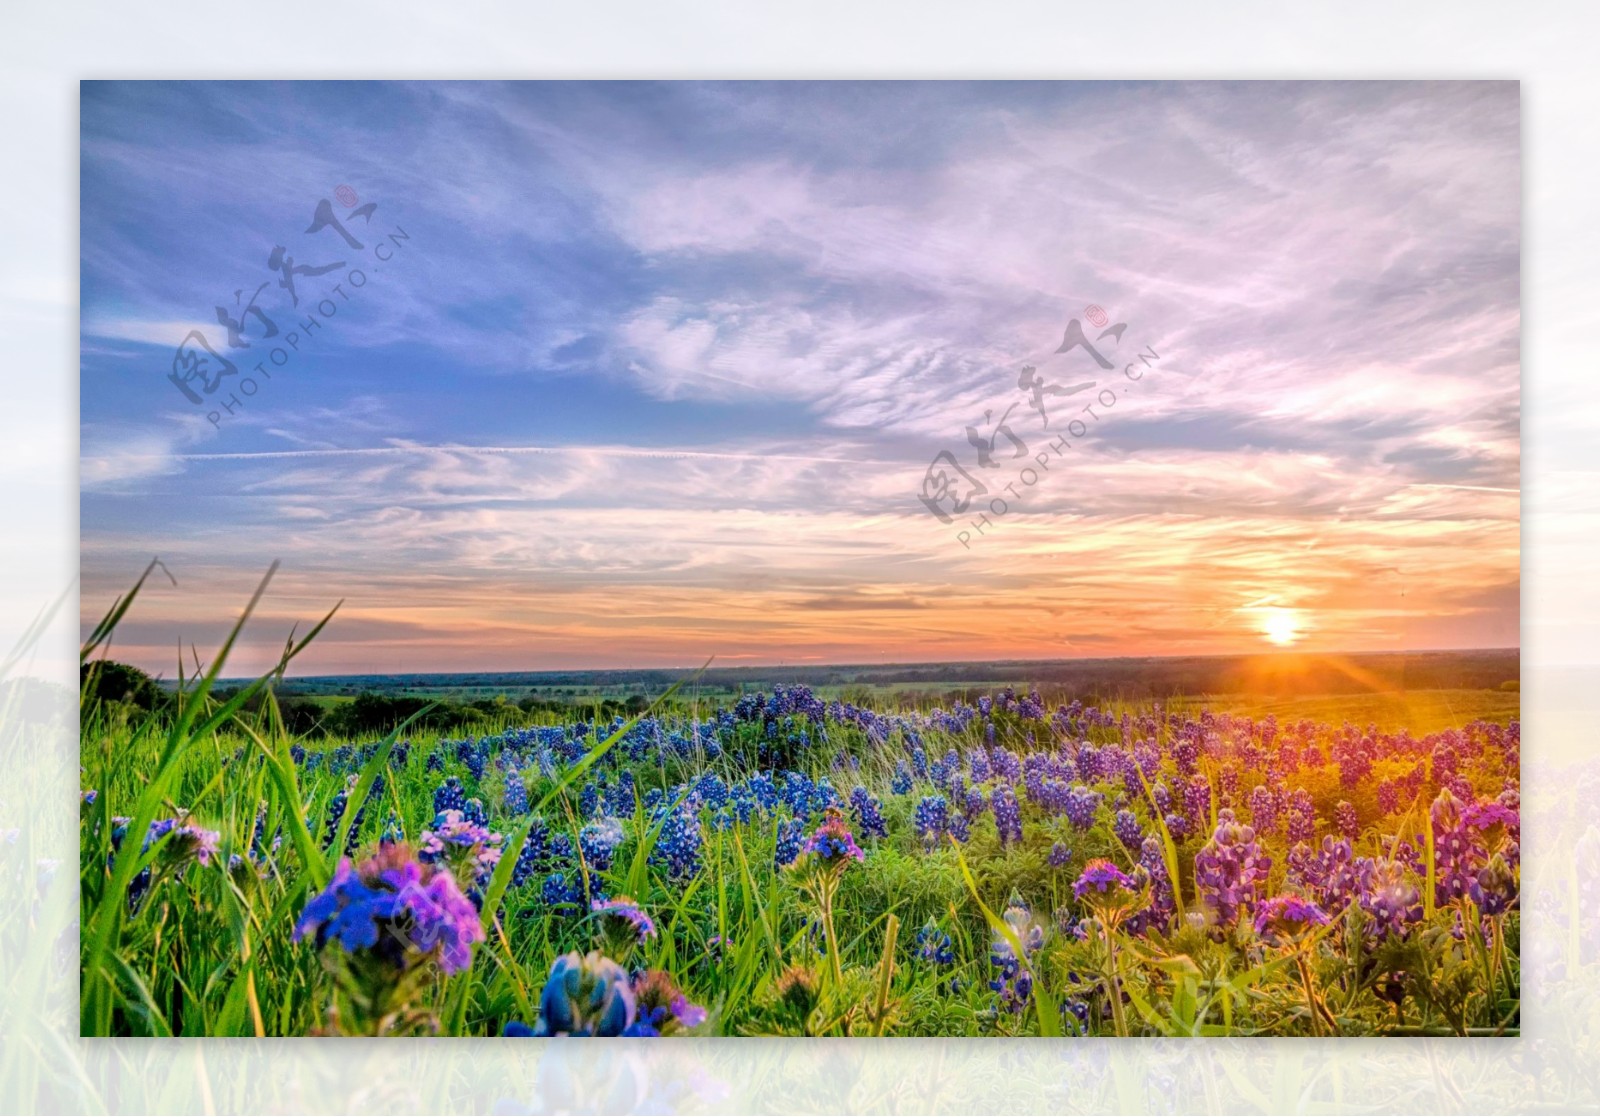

{"left": 280, "top": 697, "right": 334, "bottom": 737}
{"left": 80, "top": 660, "right": 165, "bottom": 713}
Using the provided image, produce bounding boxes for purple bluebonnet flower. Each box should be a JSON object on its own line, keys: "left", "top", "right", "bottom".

{"left": 1359, "top": 858, "right": 1422, "bottom": 940}
{"left": 1253, "top": 894, "right": 1330, "bottom": 945}
{"left": 605, "top": 770, "right": 637, "bottom": 817}
{"left": 503, "top": 773, "right": 530, "bottom": 817}
{"left": 693, "top": 773, "right": 729, "bottom": 812}
{"left": 1377, "top": 780, "right": 1401, "bottom": 816}
{"left": 1021, "top": 754, "right": 1053, "bottom": 805}
{"left": 1335, "top": 801, "right": 1359, "bottom": 840}
{"left": 1249, "top": 785, "right": 1279, "bottom": 833}
{"left": 1431, "top": 787, "right": 1482, "bottom": 906}
{"left": 1053, "top": 903, "right": 1089, "bottom": 941}
{"left": 963, "top": 786, "right": 987, "bottom": 820}
{"left": 914, "top": 794, "right": 949, "bottom": 850}
{"left": 1127, "top": 836, "right": 1175, "bottom": 936}
{"left": 989, "top": 897, "right": 1044, "bottom": 1013}
{"left": 891, "top": 762, "right": 913, "bottom": 796}
{"left": 433, "top": 778, "right": 466, "bottom": 816}
{"left": 1194, "top": 810, "right": 1272, "bottom": 928}
{"left": 1048, "top": 841, "right": 1072, "bottom": 867}
{"left": 969, "top": 748, "right": 993, "bottom": 784}
{"left": 992, "top": 748, "right": 1022, "bottom": 783}
{"left": 773, "top": 816, "right": 804, "bottom": 869}
{"left": 591, "top": 895, "right": 657, "bottom": 945}
{"left": 1432, "top": 740, "right": 1459, "bottom": 783}
{"left": 1469, "top": 854, "right": 1517, "bottom": 917}
{"left": 109, "top": 813, "right": 221, "bottom": 908}
{"left": 511, "top": 815, "right": 551, "bottom": 887}
{"left": 948, "top": 811, "right": 972, "bottom": 843}
{"left": 294, "top": 843, "right": 485, "bottom": 975}
{"left": 991, "top": 785, "right": 1023, "bottom": 846}
{"left": 1064, "top": 785, "right": 1101, "bottom": 830}
{"left": 747, "top": 771, "right": 780, "bottom": 812}
{"left": 578, "top": 782, "right": 602, "bottom": 819}
{"left": 778, "top": 771, "right": 816, "bottom": 819}
{"left": 1183, "top": 776, "right": 1211, "bottom": 831}
{"left": 1338, "top": 749, "right": 1371, "bottom": 791}
{"left": 380, "top": 812, "right": 406, "bottom": 846}
{"left": 1152, "top": 782, "right": 1173, "bottom": 815}
{"left": 1286, "top": 790, "right": 1316, "bottom": 844}
{"left": 579, "top": 817, "right": 625, "bottom": 872}
{"left": 917, "top": 921, "right": 955, "bottom": 966}
{"left": 1075, "top": 743, "right": 1101, "bottom": 783}
{"left": 1218, "top": 766, "right": 1239, "bottom": 806}
{"left": 910, "top": 745, "right": 929, "bottom": 780}
{"left": 1286, "top": 836, "right": 1359, "bottom": 912}
{"left": 649, "top": 803, "right": 703, "bottom": 880}
{"left": 508, "top": 951, "right": 636, "bottom": 1037}
{"left": 324, "top": 776, "right": 367, "bottom": 853}
{"left": 848, "top": 786, "right": 888, "bottom": 841}
{"left": 1134, "top": 742, "right": 1161, "bottom": 781}
{"left": 1173, "top": 739, "right": 1199, "bottom": 777}
{"left": 1114, "top": 809, "right": 1143, "bottom": 852}
{"left": 541, "top": 871, "right": 580, "bottom": 911}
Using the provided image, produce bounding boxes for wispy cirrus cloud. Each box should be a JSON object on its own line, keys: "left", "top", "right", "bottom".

{"left": 80, "top": 80, "right": 1519, "bottom": 672}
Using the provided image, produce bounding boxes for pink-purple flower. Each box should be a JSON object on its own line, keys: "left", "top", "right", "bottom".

{"left": 294, "top": 843, "right": 485, "bottom": 975}
{"left": 1253, "top": 893, "right": 1331, "bottom": 944}
{"left": 592, "top": 895, "right": 657, "bottom": 945}
{"left": 798, "top": 807, "right": 865, "bottom": 867}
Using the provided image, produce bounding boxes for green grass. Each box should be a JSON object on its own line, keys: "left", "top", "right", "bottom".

{"left": 1173, "top": 689, "right": 1520, "bottom": 736}
{"left": 76, "top": 573, "right": 1520, "bottom": 1038}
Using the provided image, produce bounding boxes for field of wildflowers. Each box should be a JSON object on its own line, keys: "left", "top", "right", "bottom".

{"left": 77, "top": 578, "right": 1519, "bottom": 1039}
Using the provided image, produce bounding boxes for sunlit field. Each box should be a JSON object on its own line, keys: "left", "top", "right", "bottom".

{"left": 78, "top": 581, "right": 1519, "bottom": 1038}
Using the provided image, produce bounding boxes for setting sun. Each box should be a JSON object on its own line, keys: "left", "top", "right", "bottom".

{"left": 1259, "top": 606, "right": 1304, "bottom": 646}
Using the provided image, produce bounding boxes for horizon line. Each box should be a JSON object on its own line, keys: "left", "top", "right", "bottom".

{"left": 199, "top": 644, "right": 1522, "bottom": 685}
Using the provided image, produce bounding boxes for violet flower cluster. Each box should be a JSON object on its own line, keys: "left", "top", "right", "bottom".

{"left": 1194, "top": 810, "right": 1272, "bottom": 928}
{"left": 294, "top": 843, "right": 485, "bottom": 975}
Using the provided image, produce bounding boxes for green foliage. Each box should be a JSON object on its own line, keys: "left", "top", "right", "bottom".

{"left": 76, "top": 571, "right": 1521, "bottom": 1038}
{"left": 80, "top": 660, "right": 167, "bottom": 715}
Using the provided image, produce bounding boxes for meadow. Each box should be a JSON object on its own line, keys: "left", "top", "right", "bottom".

{"left": 77, "top": 579, "right": 1520, "bottom": 1039}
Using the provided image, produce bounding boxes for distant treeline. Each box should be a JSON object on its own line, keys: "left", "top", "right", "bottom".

{"left": 270, "top": 649, "right": 1520, "bottom": 703}
{"left": 92, "top": 648, "right": 1520, "bottom": 737}
{"left": 269, "top": 691, "right": 655, "bottom": 739}
{"left": 82, "top": 661, "right": 655, "bottom": 738}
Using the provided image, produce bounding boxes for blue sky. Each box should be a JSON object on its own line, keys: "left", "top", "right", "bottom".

{"left": 80, "top": 81, "right": 1520, "bottom": 674}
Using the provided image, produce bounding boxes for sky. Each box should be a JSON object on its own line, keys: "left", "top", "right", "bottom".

{"left": 79, "top": 80, "right": 1521, "bottom": 676}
